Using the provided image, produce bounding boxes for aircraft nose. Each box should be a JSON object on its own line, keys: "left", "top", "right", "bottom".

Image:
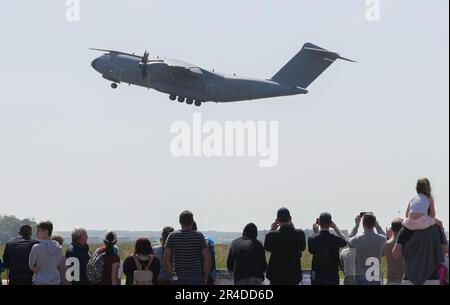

{"left": 91, "top": 58, "right": 98, "bottom": 69}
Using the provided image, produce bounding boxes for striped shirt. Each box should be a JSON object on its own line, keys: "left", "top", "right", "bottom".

{"left": 166, "top": 230, "right": 207, "bottom": 277}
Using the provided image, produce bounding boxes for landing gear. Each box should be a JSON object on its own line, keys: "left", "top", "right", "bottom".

{"left": 178, "top": 96, "right": 186, "bottom": 103}
{"left": 169, "top": 94, "right": 176, "bottom": 101}
{"left": 194, "top": 100, "right": 202, "bottom": 107}
{"left": 111, "top": 83, "right": 118, "bottom": 89}
{"left": 186, "top": 98, "right": 194, "bottom": 105}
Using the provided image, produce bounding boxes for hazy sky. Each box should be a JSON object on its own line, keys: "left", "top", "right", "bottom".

{"left": 0, "top": 0, "right": 448, "bottom": 233}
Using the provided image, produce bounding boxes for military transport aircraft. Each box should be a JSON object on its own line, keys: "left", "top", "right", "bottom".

{"left": 90, "top": 43, "right": 354, "bottom": 107}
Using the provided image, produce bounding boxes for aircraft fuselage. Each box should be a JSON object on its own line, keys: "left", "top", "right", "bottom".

{"left": 91, "top": 52, "right": 307, "bottom": 104}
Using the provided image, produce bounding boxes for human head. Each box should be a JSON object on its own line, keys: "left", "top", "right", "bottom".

{"left": 179, "top": 210, "right": 194, "bottom": 229}
{"left": 104, "top": 231, "right": 117, "bottom": 245}
{"left": 192, "top": 221, "right": 198, "bottom": 231}
{"left": 51, "top": 235, "right": 64, "bottom": 246}
{"left": 71, "top": 227, "right": 88, "bottom": 245}
{"left": 319, "top": 212, "right": 332, "bottom": 229}
{"left": 390, "top": 218, "right": 403, "bottom": 235}
{"left": 362, "top": 213, "right": 377, "bottom": 230}
{"left": 160, "top": 226, "right": 174, "bottom": 244}
{"left": 276, "top": 207, "right": 291, "bottom": 224}
{"left": 19, "top": 225, "right": 32, "bottom": 238}
{"left": 133, "top": 237, "right": 154, "bottom": 256}
{"left": 37, "top": 221, "right": 53, "bottom": 240}
{"left": 416, "top": 177, "right": 432, "bottom": 198}
{"left": 243, "top": 223, "right": 258, "bottom": 239}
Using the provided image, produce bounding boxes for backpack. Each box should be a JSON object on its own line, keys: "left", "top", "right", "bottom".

{"left": 132, "top": 256, "right": 154, "bottom": 285}
{"left": 87, "top": 248, "right": 106, "bottom": 284}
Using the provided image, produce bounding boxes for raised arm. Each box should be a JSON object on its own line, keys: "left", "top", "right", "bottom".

{"left": 331, "top": 222, "right": 348, "bottom": 242}
{"left": 348, "top": 215, "right": 361, "bottom": 238}
{"left": 375, "top": 222, "right": 386, "bottom": 236}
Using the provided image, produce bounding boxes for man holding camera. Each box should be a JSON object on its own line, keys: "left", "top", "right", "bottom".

{"left": 348, "top": 213, "right": 386, "bottom": 285}
{"left": 308, "top": 213, "right": 348, "bottom": 285}
{"left": 264, "top": 208, "right": 306, "bottom": 285}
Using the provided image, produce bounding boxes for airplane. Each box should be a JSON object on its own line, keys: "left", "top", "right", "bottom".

{"left": 90, "top": 43, "right": 354, "bottom": 107}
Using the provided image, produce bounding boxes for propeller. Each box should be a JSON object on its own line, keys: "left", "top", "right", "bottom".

{"left": 138, "top": 51, "right": 150, "bottom": 79}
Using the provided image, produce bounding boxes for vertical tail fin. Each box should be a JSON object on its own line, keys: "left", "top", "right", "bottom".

{"left": 271, "top": 43, "right": 355, "bottom": 88}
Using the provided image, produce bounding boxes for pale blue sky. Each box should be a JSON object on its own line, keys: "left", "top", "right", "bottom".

{"left": 0, "top": 0, "right": 448, "bottom": 232}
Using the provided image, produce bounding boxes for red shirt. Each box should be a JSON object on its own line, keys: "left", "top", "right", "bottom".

{"left": 99, "top": 252, "right": 120, "bottom": 285}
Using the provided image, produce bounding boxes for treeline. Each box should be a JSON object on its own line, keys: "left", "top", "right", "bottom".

{"left": 0, "top": 215, "right": 36, "bottom": 244}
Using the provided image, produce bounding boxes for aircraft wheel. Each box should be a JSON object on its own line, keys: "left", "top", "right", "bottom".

{"left": 169, "top": 94, "right": 176, "bottom": 101}
{"left": 194, "top": 100, "right": 202, "bottom": 107}
{"left": 178, "top": 97, "right": 185, "bottom": 103}
{"left": 111, "top": 83, "right": 118, "bottom": 89}
{"left": 186, "top": 98, "right": 194, "bottom": 105}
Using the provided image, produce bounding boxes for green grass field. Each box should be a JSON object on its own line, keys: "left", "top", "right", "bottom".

{"left": 0, "top": 243, "right": 387, "bottom": 282}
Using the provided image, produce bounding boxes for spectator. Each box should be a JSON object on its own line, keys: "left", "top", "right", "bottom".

{"left": 393, "top": 225, "right": 448, "bottom": 285}
{"left": 51, "top": 235, "right": 69, "bottom": 285}
{"left": 348, "top": 213, "right": 386, "bottom": 285}
{"left": 96, "top": 231, "right": 121, "bottom": 285}
{"left": 227, "top": 223, "right": 267, "bottom": 285}
{"left": 2, "top": 225, "right": 39, "bottom": 285}
{"left": 264, "top": 207, "right": 306, "bottom": 285}
{"left": 340, "top": 246, "right": 356, "bottom": 285}
{"left": 153, "top": 226, "right": 174, "bottom": 285}
{"left": 164, "top": 210, "right": 211, "bottom": 285}
{"left": 65, "top": 227, "right": 91, "bottom": 285}
{"left": 29, "top": 221, "right": 63, "bottom": 285}
{"left": 123, "top": 237, "right": 160, "bottom": 285}
{"left": 193, "top": 221, "right": 216, "bottom": 285}
{"left": 308, "top": 213, "right": 347, "bottom": 285}
{"left": 403, "top": 177, "right": 443, "bottom": 230}
{"left": 383, "top": 218, "right": 405, "bottom": 285}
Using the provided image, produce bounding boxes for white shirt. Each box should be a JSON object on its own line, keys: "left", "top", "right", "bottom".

{"left": 340, "top": 247, "right": 356, "bottom": 277}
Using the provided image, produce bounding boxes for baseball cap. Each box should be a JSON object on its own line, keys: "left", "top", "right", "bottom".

{"left": 319, "top": 212, "right": 332, "bottom": 226}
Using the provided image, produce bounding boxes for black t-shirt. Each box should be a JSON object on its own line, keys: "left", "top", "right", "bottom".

{"left": 123, "top": 256, "right": 161, "bottom": 285}
{"left": 397, "top": 225, "right": 447, "bottom": 246}
{"left": 264, "top": 224, "right": 306, "bottom": 284}
{"left": 397, "top": 225, "right": 448, "bottom": 280}
{"left": 308, "top": 231, "right": 347, "bottom": 281}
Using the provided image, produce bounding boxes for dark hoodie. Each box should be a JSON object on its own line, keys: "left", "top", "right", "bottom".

{"left": 227, "top": 224, "right": 267, "bottom": 282}
{"left": 3, "top": 235, "right": 39, "bottom": 284}
{"left": 65, "top": 242, "right": 91, "bottom": 285}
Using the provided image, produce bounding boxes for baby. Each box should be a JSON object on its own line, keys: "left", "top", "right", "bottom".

{"left": 403, "top": 177, "right": 443, "bottom": 230}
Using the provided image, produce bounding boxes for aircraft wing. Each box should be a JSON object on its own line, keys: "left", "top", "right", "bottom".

{"left": 165, "top": 58, "right": 204, "bottom": 78}
{"left": 89, "top": 48, "right": 142, "bottom": 59}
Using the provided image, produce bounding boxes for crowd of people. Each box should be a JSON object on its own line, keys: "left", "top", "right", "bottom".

{"left": 0, "top": 177, "right": 448, "bottom": 286}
